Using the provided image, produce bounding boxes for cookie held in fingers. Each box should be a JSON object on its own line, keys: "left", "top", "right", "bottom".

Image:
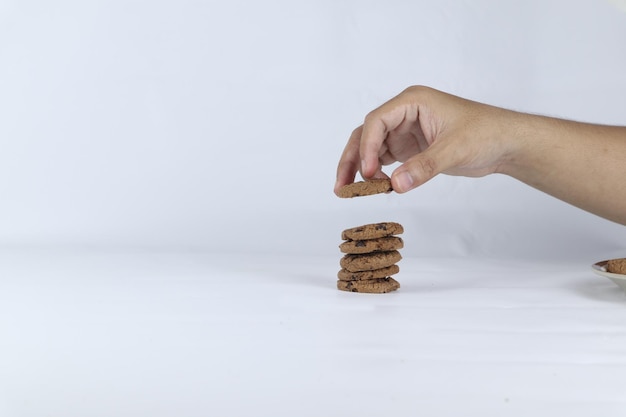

{"left": 337, "top": 277, "right": 400, "bottom": 293}
{"left": 340, "top": 250, "right": 402, "bottom": 272}
{"left": 337, "top": 264, "right": 400, "bottom": 281}
{"left": 341, "top": 222, "right": 404, "bottom": 241}
{"left": 607, "top": 258, "right": 626, "bottom": 274}
{"left": 336, "top": 178, "right": 393, "bottom": 198}
{"left": 339, "top": 236, "right": 404, "bottom": 254}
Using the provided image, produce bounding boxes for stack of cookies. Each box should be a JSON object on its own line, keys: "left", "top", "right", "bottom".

{"left": 337, "top": 222, "right": 403, "bottom": 293}
{"left": 336, "top": 178, "right": 403, "bottom": 293}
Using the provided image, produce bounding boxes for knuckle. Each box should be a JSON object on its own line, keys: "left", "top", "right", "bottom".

{"left": 418, "top": 156, "right": 437, "bottom": 178}
{"left": 363, "top": 109, "right": 378, "bottom": 125}
{"left": 403, "top": 85, "right": 420, "bottom": 95}
{"left": 403, "top": 85, "right": 428, "bottom": 96}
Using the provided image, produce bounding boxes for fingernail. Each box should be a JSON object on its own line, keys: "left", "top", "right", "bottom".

{"left": 396, "top": 171, "right": 414, "bottom": 192}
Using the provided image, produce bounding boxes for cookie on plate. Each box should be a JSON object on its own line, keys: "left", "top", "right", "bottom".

{"left": 336, "top": 178, "right": 393, "bottom": 198}
{"left": 340, "top": 250, "right": 402, "bottom": 272}
{"left": 607, "top": 258, "right": 626, "bottom": 275}
{"left": 341, "top": 222, "right": 404, "bottom": 241}
{"left": 337, "top": 277, "right": 400, "bottom": 293}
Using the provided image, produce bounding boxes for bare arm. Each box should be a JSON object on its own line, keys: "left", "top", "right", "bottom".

{"left": 501, "top": 114, "right": 626, "bottom": 224}
{"left": 334, "top": 86, "right": 626, "bottom": 225}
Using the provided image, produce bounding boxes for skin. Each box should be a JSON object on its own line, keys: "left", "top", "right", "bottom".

{"left": 334, "top": 86, "right": 626, "bottom": 225}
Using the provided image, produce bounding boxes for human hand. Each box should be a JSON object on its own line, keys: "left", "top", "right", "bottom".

{"left": 334, "top": 86, "right": 518, "bottom": 195}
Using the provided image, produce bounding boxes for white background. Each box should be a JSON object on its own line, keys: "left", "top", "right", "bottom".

{"left": 1, "top": 0, "right": 625, "bottom": 257}
{"left": 2, "top": 1, "right": 626, "bottom": 416}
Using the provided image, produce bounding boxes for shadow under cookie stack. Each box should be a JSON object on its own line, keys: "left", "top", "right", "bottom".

{"left": 336, "top": 178, "right": 403, "bottom": 294}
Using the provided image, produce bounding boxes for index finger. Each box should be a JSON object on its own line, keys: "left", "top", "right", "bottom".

{"left": 360, "top": 91, "right": 419, "bottom": 178}
{"left": 334, "top": 126, "right": 363, "bottom": 195}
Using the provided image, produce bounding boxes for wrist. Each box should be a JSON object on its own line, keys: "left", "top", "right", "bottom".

{"left": 492, "top": 109, "right": 540, "bottom": 177}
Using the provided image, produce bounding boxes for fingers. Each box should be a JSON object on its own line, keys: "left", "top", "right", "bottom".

{"left": 369, "top": 167, "right": 391, "bottom": 180}
{"left": 334, "top": 126, "right": 363, "bottom": 195}
{"left": 335, "top": 86, "right": 432, "bottom": 195}
{"left": 334, "top": 125, "right": 393, "bottom": 196}
{"left": 390, "top": 140, "right": 454, "bottom": 193}
{"left": 336, "top": 86, "right": 499, "bottom": 195}
{"left": 360, "top": 97, "right": 416, "bottom": 179}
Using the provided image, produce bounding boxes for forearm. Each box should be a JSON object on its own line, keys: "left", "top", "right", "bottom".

{"left": 499, "top": 112, "right": 626, "bottom": 225}
{"left": 335, "top": 86, "right": 626, "bottom": 225}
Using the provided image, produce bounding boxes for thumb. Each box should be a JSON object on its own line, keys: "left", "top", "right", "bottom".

{"left": 391, "top": 143, "right": 452, "bottom": 193}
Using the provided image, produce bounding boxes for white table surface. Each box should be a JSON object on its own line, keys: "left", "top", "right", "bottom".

{"left": 0, "top": 247, "right": 625, "bottom": 417}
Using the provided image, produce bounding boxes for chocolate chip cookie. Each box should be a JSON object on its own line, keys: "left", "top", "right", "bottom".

{"left": 336, "top": 179, "right": 393, "bottom": 198}
{"left": 607, "top": 258, "right": 626, "bottom": 275}
{"left": 341, "top": 222, "right": 404, "bottom": 241}
{"left": 337, "top": 264, "right": 400, "bottom": 281}
{"left": 340, "top": 250, "right": 402, "bottom": 272}
{"left": 337, "top": 277, "right": 400, "bottom": 293}
{"left": 339, "top": 236, "right": 404, "bottom": 254}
